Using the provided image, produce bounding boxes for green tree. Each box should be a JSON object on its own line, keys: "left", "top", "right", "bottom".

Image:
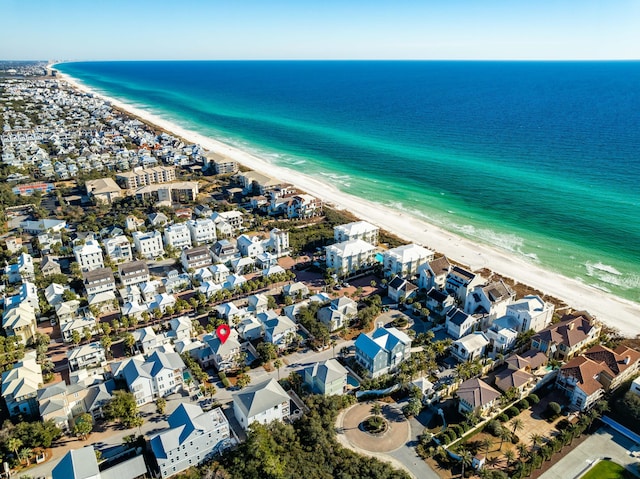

{"left": 402, "top": 397, "right": 422, "bottom": 418}
{"left": 105, "top": 391, "right": 139, "bottom": 427}
{"left": 73, "top": 413, "right": 93, "bottom": 440}
{"left": 156, "top": 397, "right": 167, "bottom": 414}
{"left": 510, "top": 417, "right": 524, "bottom": 435}
{"left": 236, "top": 373, "right": 251, "bottom": 389}
{"left": 371, "top": 403, "right": 383, "bottom": 417}
{"left": 83, "top": 326, "right": 93, "bottom": 342}
{"left": 257, "top": 342, "right": 277, "bottom": 364}
{"left": 71, "top": 329, "right": 81, "bottom": 345}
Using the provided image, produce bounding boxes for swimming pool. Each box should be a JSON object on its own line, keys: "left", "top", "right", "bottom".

{"left": 347, "top": 374, "right": 360, "bottom": 388}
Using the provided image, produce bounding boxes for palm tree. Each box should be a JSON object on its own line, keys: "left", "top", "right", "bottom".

{"left": 18, "top": 447, "right": 33, "bottom": 466}
{"left": 529, "top": 433, "right": 543, "bottom": 452}
{"left": 459, "top": 448, "right": 473, "bottom": 478}
{"left": 516, "top": 442, "right": 529, "bottom": 460}
{"left": 371, "top": 403, "right": 383, "bottom": 417}
{"left": 330, "top": 339, "right": 337, "bottom": 359}
{"left": 504, "top": 448, "right": 516, "bottom": 467}
{"left": 481, "top": 437, "right": 493, "bottom": 460}
{"left": 499, "top": 428, "right": 512, "bottom": 448}
{"left": 273, "top": 359, "right": 283, "bottom": 380}
{"left": 8, "top": 437, "right": 22, "bottom": 458}
{"left": 510, "top": 418, "right": 524, "bottom": 435}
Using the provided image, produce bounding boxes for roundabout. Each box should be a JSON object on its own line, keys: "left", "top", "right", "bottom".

{"left": 339, "top": 401, "right": 410, "bottom": 453}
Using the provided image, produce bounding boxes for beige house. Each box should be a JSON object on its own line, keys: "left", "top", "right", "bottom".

{"left": 85, "top": 178, "right": 123, "bottom": 204}
{"left": 2, "top": 303, "right": 37, "bottom": 345}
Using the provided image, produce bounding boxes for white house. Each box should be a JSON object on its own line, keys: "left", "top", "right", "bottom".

{"left": 505, "top": 295, "right": 555, "bottom": 333}
{"left": 445, "top": 266, "right": 484, "bottom": 303}
{"left": 383, "top": 244, "right": 434, "bottom": 277}
{"left": 132, "top": 230, "right": 164, "bottom": 259}
{"left": 247, "top": 294, "right": 269, "bottom": 314}
{"left": 451, "top": 332, "right": 490, "bottom": 362}
{"left": 67, "top": 342, "right": 106, "bottom": 372}
{"left": 202, "top": 331, "right": 242, "bottom": 371}
{"left": 112, "top": 350, "right": 185, "bottom": 406}
{"left": 187, "top": 218, "right": 217, "bottom": 245}
{"left": 464, "top": 280, "right": 515, "bottom": 321}
{"left": 211, "top": 210, "right": 244, "bottom": 233}
{"left": 73, "top": 240, "right": 104, "bottom": 272}
{"left": 445, "top": 308, "right": 480, "bottom": 340}
{"left": 334, "top": 221, "right": 379, "bottom": 245}
{"left": 232, "top": 378, "right": 290, "bottom": 430}
{"left": 83, "top": 267, "right": 116, "bottom": 295}
{"left": 418, "top": 256, "right": 452, "bottom": 291}
{"left": 119, "top": 260, "right": 151, "bottom": 287}
{"left": 181, "top": 245, "right": 213, "bottom": 271}
{"left": 266, "top": 228, "right": 290, "bottom": 257}
{"left": 325, "top": 239, "right": 376, "bottom": 276}
{"left": 44, "top": 282, "right": 70, "bottom": 306}
{"left": 387, "top": 276, "right": 419, "bottom": 303}
{"left": 263, "top": 315, "right": 297, "bottom": 349}
{"left": 4, "top": 252, "right": 35, "bottom": 283}
{"left": 237, "top": 234, "right": 264, "bottom": 258}
{"left": 3, "top": 281, "right": 40, "bottom": 311}
{"left": 103, "top": 235, "right": 133, "bottom": 264}
{"left": 164, "top": 223, "right": 192, "bottom": 250}
{"left": 150, "top": 403, "right": 231, "bottom": 479}
{"left": 485, "top": 327, "right": 519, "bottom": 353}
{"left": 317, "top": 296, "right": 358, "bottom": 332}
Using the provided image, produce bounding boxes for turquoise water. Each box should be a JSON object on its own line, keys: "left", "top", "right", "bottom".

{"left": 347, "top": 374, "right": 361, "bottom": 388}
{"left": 55, "top": 61, "right": 640, "bottom": 304}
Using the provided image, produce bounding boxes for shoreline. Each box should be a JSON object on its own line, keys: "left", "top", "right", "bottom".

{"left": 54, "top": 68, "right": 640, "bottom": 338}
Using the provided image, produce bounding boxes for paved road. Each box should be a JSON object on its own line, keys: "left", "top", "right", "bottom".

{"left": 540, "top": 426, "right": 640, "bottom": 479}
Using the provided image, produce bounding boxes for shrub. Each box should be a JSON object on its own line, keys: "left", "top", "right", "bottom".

{"left": 497, "top": 413, "right": 509, "bottom": 423}
{"left": 546, "top": 401, "right": 562, "bottom": 419}
{"left": 448, "top": 428, "right": 458, "bottom": 440}
{"left": 517, "top": 398, "right": 530, "bottom": 410}
{"left": 218, "top": 372, "right": 230, "bottom": 388}
{"left": 528, "top": 393, "right": 540, "bottom": 405}
{"left": 451, "top": 424, "right": 464, "bottom": 437}
{"left": 511, "top": 434, "right": 520, "bottom": 444}
{"left": 507, "top": 406, "right": 520, "bottom": 418}
{"left": 485, "top": 419, "right": 503, "bottom": 437}
{"left": 556, "top": 418, "right": 570, "bottom": 430}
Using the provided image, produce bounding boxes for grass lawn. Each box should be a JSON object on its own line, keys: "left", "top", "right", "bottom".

{"left": 581, "top": 460, "right": 634, "bottom": 479}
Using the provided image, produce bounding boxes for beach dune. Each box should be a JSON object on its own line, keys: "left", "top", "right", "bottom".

{"left": 57, "top": 72, "right": 640, "bottom": 338}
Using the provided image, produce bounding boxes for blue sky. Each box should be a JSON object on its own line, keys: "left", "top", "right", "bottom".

{"left": 1, "top": 0, "right": 639, "bottom": 60}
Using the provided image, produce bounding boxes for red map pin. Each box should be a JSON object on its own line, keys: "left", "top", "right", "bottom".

{"left": 216, "top": 324, "right": 231, "bottom": 344}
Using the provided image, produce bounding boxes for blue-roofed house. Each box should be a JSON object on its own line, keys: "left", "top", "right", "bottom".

{"left": 52, "top": 445, "right": 147, "bottom": 479}
{"left": 354, "top": 327, "right": 412, "bottom": 378}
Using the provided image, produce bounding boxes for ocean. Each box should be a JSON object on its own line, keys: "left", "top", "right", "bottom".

{"left": 55, "top": 61, "right": 640, "bottom": 303}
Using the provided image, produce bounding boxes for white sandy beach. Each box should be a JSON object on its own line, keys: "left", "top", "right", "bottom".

{"left": 57, "top": 71, "right": 640, "bottom": 338}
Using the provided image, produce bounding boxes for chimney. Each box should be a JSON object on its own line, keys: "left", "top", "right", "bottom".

{"left": 624, "top": 356, "right": 631, "bottom": 365}
{"left": 568, "top": 321, "right": 575, "bottom": 331}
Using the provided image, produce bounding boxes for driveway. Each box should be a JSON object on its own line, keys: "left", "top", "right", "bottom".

{"left": 337, "top": 400, "right": 440, "bottom": 479}
{"left": 541, "top": 426, "right": 640, "bottom": 479}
